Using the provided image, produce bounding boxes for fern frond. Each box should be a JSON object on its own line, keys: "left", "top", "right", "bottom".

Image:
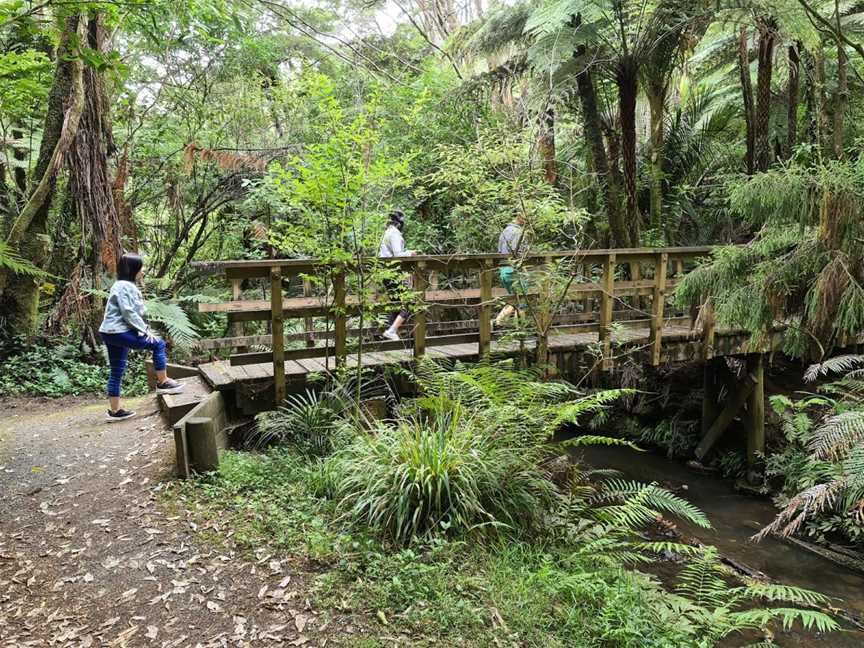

{"left": 144, "top": 299, "right": 200, "bottom": 349}
{"left": 807, "top": 410, "right": 864, "bottom": 459}
{"left": 734, "top": 583, "right": 831, "bottom": 607}
{"left": 0, "top": 241, "right": 48, "bottom": 278}
{"left": 804, "top": 355, "right": 864, "bottom": 383}
{"left": 731, "top": 608, "right": 839, "bottom": 633}
{"left": 600, "top": 479, "right": 711, "bottom": 529}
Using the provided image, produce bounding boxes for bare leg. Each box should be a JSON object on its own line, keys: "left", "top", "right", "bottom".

{"left": 155, "top": 369, "right": 168, "bottom": 382}
{"left": 495, "top": 305, "right": 516, "bottom": 326}
{"left": 389, "top": 314, "right": 406, "bottom": 333}
{"left": 109, "top": 396, "right": 121, "bottom": 412}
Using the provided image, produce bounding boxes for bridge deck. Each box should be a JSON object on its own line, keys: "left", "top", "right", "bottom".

{"left": 198, "top": 325, "right": 749, "bottom": 391}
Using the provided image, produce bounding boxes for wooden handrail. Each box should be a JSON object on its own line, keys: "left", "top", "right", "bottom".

{"left": 195, "top": 246, "right": 717, "bottom": 403}
{"left": 191, "top": 246, "right": 714, "bottom": 279}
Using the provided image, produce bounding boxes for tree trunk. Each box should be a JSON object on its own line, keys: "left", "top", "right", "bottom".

{"left": 754, "top": 17, "right": 777, "bottom": 172}
{"left": 617, "top": 55, "right": 640, "bottom": 244}
{"left": 738, "top": 26, "right": 756, "bottom": 175}
{"left": 575, "top": 67, "right": 629, "bottom": 247}
{"left": 67, "top": 13, "right": 122, "bottom": 276}
{"left": 787, "top": 43, "right": 800, "bottom": 157}
{"left": 0, "top": 15, "right": 84, "bottom": 334}
{"left": 814, "top": 46, "right": 829, "bottom": 155}
{"left": 537, "top": 106, "right": 557, "bottom": 184}
{"left": 833, "top": 44, "right": 847, "bottom": 159}
{"left": 647, "top": 90, "right": 665, "bottom": 231}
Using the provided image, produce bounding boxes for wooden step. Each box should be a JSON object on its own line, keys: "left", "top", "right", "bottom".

{"left": 158, "top": 375, "right": 213, "bottom": 425}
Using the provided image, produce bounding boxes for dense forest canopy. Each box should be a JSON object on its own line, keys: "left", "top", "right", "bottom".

{"left": 0, "top": 0, "right": 863, "bottom": 357}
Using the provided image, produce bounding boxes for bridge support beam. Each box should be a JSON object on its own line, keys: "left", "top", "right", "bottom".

{"left": 695, "top": 354, "right": 765, "bottom": 465}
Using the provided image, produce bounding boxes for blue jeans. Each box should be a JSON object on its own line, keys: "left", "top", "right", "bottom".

{"left": 101, "top": 331, "right": 166, "bottom": 397}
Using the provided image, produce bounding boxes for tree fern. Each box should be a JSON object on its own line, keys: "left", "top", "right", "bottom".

{"left": 144, "top": 298, "right": 200, "bottom": 349}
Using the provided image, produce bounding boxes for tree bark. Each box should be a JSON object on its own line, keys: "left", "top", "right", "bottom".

{"left": 647, "top": 90, "right": 665, "bottom": 231}
{"left": 617, "top": 55, "right": 640, "bottom": 243}
{"left": 738, "top": 26, "right": 756, "bottom": 175}
{"left": 0, "top": 15, "right": 84, "bottom": 333}
{"left": 575, "top": 67, "right": 629, "bottom": 247}
{"left": 833, "top": 44, "right": 847, "bottom": 159}
{"left": 537, "top": 106, "right": 557, "bottom": 184}
{"left": 787, "top": 43, "right": 800, "bottom": 156}
{"left": 754, "top": 17, "right": 777, "bottom": 172}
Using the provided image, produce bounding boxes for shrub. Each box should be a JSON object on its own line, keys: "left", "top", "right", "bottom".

{"left": 251, "top": 389, "right": 352, "bottom": 456}
{"left": 329, "top": 403, "right": 557, "bottom": 542}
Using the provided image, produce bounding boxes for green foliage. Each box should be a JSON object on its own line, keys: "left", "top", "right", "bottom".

{"left": 0, "top": 336, "right": 148, "bottom": 398}
{"left": 252, "top": 388, "right": 353, "bottom": 456}
{"left": 144, "top": 298, "right": 200, "bottom": 350}
{"left": 0, "top": 241, "right": 50, "bottom": 278}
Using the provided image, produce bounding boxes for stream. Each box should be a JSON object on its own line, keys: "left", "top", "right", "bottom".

{"left": 577, "top": 444, "right": 864, "bottom": 647}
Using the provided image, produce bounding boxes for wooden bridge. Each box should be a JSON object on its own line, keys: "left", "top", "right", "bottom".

{"left": 165, "top": 246, "right": 799, "bottom": 479}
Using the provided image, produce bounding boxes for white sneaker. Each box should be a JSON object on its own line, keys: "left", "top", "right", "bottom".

{"left": 382, "top": 329, "right": 400, "bottom": 341}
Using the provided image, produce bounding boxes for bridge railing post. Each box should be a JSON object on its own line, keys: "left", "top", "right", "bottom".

{"left": 333, "top": 269, "right": 347, "bottom": 368}
{"left": 479, "top": 260, "right": 493, "bottom": 357}
{"left": 303, "top": 277, "right": 315, "bottom": 348}
{"left": 598, "top": 252, "right": 616, "bottom": 370}
{"left": 649, "top": 252, "right": 669, "bottom": 366}
{"left": 414, "top": 261, "right": 428, "bottom": 358}
{"left": 270, "top": 266, "right": 286, "bottom": 405}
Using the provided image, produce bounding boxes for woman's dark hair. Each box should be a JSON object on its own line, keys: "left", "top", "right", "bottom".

{"left": 389, "top": 210, "right": 406, "bottom": 230}
{"left": 116, "top": 253, "right": 144, "bottom": 282}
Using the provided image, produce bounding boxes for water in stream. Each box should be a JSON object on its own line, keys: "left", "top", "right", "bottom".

{"left": 577, "top": 444, "right": 864, "bottom": 647}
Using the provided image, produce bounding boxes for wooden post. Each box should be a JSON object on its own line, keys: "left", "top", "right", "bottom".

{"left": 479, "top": 260, "right": 493, "bottom": 357}
{"left": 746, "top": 353, "right": 765, "bottom": 483}
{"left": 702, "top": 297, "right": 716, "bottom": 361}
{"left": 674, "top": 259, "right": 684, "bottom": 277}
{"left": 414, "top": 261, "right": 427, "bottom": 358}
{"left": 598, "top": 253, "right": 616, "bottom": 370}
{"left": 333, "top": 269, "right": 347, "bottom": 368}
{"left": 303, "top": 277, "right": 315, "bottom": 348}
{"left": 701, "top": 358, "right": 722, "bottom": 439}
{"left": 581, "top": 263, "right": 591, "bottom": 314}
{"left": 186, "top": 417, "right": 219, "bottom": 473}
{"left": 649, "top": 252, "right": 668, "bottom": 366}
{"left": 270, "top": 267, "right": 286, "bottom": 405}
{"left": 695, "top": 366, "right": 758, "bottom": 460}
{"left": 230, "top": 279, "right": 245, "bottom": 355}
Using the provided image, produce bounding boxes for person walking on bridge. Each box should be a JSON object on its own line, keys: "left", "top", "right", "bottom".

{"left": 495, "top": 214, "right": 528, "bottom": 327}
{"left": 379, "top": 210, "right": 415, "bottom": 341}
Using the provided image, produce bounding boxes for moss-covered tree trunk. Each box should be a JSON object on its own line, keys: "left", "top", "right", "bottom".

{"left": 738, "top": 26, "right": 756, "bottom": 175}
{"left": 0, "top": 15, "right": 84, "bottom": 334}
{"left": 617, "top": 55, "right": 640, "bottom": 244}
{"left": 787, "top": 43, "right": 800, "bottom": 157}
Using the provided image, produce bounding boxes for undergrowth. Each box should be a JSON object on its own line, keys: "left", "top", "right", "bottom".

{"left": 0, "top": 336, "right": 149, "bottom": 398}
{"left": 163, "top": 361, "right": 838, "bottom": 646}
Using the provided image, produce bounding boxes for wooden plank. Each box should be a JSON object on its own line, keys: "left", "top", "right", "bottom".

{"left": 243, "top": 363, "right": 271, "bottom": 381}
{"left": 199, "top": 361, "right": 233, "bottom": 389}
{"left": 333, "top": 270, "right": 347, "bottom": 367}
{"left": 271, "top": 267, "right": 286, "bottom": 404}
{"left": 414, "top": 261, "right": 427, "bottom": 358}
{"left": 479, "top": 260, "right": 493, "bottom": 357}
{"left": 649, "top": 252, "right": 669, "bottom": 366}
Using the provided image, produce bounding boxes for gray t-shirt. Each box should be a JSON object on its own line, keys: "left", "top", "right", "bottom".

{"left": 498, "top": 222, "right": 526, "bottom": 255}
{"left": 379, "top": 224, "right": 407, "bottom": 257}
{"left": 99, "top": 280, "right": 150, "bottom": 335}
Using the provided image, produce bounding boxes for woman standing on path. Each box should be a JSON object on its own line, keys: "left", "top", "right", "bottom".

{"left": 99, "top": 253, "right": 185, "bottom": 422}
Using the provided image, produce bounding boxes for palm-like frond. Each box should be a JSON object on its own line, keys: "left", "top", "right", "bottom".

{"left": 144, "top": 298, "right": 200, "bottom": 349}
{"left": 807, "top": 410, "right": 864, "bottom": 459}
{"left": 804, "top": 354, "right": 864, "bottom": 383}
{"left": 0, "top": 241, "right": 48, "bottom": 278}
{"left": 597, "top": 479, "right": 711, "bottom": 529}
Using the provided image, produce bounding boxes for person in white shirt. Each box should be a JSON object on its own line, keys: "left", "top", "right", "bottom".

{"left": 379, "top": 210, "right": 415, "bottom": 341}
{"left": 495, "top": 214, "right": 528, "bottom": 327}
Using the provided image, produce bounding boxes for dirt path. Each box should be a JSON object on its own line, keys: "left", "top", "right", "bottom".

{"left": 0, "top": 396, "right": 329, "bottom": 647}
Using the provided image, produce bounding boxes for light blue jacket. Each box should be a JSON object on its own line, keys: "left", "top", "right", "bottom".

{"left": 99, "top": 280, "right": 150, "bottom": 335}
